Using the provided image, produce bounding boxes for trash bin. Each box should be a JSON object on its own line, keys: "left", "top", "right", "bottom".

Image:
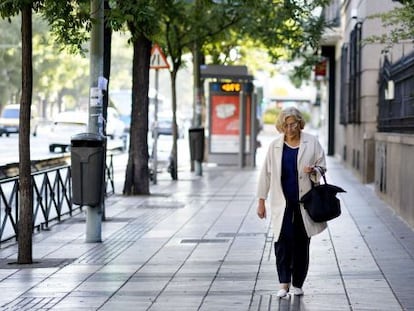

{"left": 188, "top": 127, "right": 205, "bottom": 162}
{"left": 71, "top": 133, "right": 105, "bottom": 206}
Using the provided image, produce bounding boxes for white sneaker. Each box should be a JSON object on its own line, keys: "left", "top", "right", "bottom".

{"left": 291, "top": 287, "right": 304, "bottom": 296}
{"left": 276, "top": 288, "right": 288, "bottom": 298}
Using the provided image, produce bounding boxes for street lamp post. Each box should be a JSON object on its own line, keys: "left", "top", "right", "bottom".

{"left": 86, "top": 0, "right": 104, "bottom": 243}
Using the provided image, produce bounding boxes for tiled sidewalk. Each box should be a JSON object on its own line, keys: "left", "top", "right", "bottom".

{"left": 0, "top": 147, "right": 413, "bottom": 310}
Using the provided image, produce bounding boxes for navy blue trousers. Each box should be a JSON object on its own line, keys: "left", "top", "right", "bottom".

{"left": 274, "top": 202, "right": 310, "bottom": 288}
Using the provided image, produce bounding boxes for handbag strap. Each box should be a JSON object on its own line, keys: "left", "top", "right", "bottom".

{"left": 311, "top": 165, "right": 327, "bottom": 185}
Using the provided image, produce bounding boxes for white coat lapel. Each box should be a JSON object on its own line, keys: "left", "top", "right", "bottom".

{"left": 298, "top": 133, "right": 308, "bottom": 163}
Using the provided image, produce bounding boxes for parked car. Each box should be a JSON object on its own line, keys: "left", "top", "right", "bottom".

{"left": 0, "top": 104, "right": 39, "bottom": 137}
{"left": 106, "top": 107, "right": 126, "bottom": 139}
{"left": 151, "top": 112, "right": 184, "bottom": 138}
{"left": 48, "top": 111, "right": 88, "bottom": 153}
{"left": 48, "top": 109, "right": 126, "bottom": 153}
{"left": 148, "top": 135, "right": 174, "bottom": 180}
{"left": 119, "top": 114, "right": 131, "bottom": 133}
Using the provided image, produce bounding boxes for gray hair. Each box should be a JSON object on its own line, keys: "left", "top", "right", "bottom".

{"left": 275, "top": 107, "right": 306, "bottom": 133}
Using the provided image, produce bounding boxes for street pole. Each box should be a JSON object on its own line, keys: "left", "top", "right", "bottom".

{"left": 193, "top": 41, "right": 202, "bottom": 128}
{"left": 86, "top": 0, "right": 104, "bottom": 243}
{"left": 192, "top": 41, "right": 203, "bottom": 176}
{"left": 152, "top": 69, "right": 159, "bottom": 184}
{"left": 150, "top": 44, "right": 169, "bottom": 182}
{"left": 239, "top": 89, "right": 246, "bottom": 168}
{"left": 250, "top": 92, "right": 257, "bottom": 168}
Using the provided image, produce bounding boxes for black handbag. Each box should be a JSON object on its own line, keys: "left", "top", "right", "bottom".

{"left": 300, "top": 167, "right": 346, "bottom": 222}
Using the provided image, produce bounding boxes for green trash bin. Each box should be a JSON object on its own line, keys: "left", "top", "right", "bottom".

{"left": 71, "top": 133, "right": 105, "bottom": 206}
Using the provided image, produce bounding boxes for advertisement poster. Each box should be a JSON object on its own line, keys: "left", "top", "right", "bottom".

{"left": 210, "top": 94, "right": 251, "bottom": 153}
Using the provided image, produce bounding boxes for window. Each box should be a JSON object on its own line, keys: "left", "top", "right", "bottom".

{"left": 340, "top": 44, "right": 348, "bottom": 124}
{"left": 348, "top": 22, "right": 362, "bottom": 123}
{"left": 378, "top": 53, "right": 414, "bottom": 133}
{"left": 340, "top": 22, "right": 362, "bottom": 125}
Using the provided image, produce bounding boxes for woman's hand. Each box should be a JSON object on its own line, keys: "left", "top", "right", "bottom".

{"left": 304, "top": 166, "right": 315, "bottom": 174}
{"left": 257, "top": 199, "right": 266, "bottom": 219}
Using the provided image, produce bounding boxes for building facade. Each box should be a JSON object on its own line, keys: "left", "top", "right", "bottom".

{"left": 321, "top": 0, "right": 414, "bottom": 226}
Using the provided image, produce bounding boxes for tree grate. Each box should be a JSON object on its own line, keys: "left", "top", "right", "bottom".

{"left": 0, "top": 258, "right": 74, "bottom": 269}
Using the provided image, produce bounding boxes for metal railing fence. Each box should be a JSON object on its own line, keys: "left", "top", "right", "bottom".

{"left": 0, "top": 154, "right": 115, "bottom": 245}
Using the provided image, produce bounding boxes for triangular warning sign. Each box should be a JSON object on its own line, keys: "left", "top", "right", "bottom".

{"left": 150, "top": 44, "right": 170, "bottom": 69}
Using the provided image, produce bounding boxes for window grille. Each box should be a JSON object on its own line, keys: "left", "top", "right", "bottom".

{"left": 340, "top": 22, "right": 362, "bottom": 125}
{"left": 378, "top": 53, "right": 414, "bottom": 133}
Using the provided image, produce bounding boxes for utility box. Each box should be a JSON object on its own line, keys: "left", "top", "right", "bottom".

{"left": 71, "top": 133, "right": 105, "bottom": 206}
{"left": 189, "top": 127, "right": 205, "bottom": 162}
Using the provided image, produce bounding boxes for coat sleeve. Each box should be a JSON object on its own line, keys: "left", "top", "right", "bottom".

{"left": 257, "top": 144, "right": 272, "bottom": 199}
{"left": 310, "top": 137, "right": 327, "bottom": 183}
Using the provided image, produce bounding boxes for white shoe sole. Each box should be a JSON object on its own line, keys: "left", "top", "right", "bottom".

{"left": 276, "top": 289, "right": 289, "bottom": 298}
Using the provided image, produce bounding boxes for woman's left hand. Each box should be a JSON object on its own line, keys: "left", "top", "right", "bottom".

{"left": 304, "top": 166, "right": 314, "bottom": 174}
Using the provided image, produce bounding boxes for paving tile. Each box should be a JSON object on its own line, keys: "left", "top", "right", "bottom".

{"left": 99, "top": 297, "right": 152, "bottom": 311}
{"left": 199, "top": 294, "right": 252, "bottom": 311}
{"left": 48, "top": 295, "right": 108, "bottom": 310}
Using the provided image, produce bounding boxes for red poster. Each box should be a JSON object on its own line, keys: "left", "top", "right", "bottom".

{"left": 211, "top": 95, "right": 240, "bottom": 135}
{"left": 210, "top": 94, "right": 251, "bottom": 153}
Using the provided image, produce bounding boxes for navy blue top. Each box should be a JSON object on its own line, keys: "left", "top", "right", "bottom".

{"left": 281, "top": 143, "right": 299, "bottom": 203}
{"left": 280, "top": 142, "right": 300, "bottom": 238}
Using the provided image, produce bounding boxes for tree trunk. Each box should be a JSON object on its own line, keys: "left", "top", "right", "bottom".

{"left": 123, "top": 32, "right": 151, "bottom": 195}
{"left": 103, "top": 0, "right": 112, "bottom": 132}
{"left": 17, "top": 4, "right": 33, "bottom": 264}
{"left": 101, "top": 0, "right": 112, "bottom": 220}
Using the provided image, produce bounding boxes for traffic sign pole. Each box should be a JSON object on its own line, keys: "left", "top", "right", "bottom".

{"left": 150, "top": 44, "right": 169, "bottom": 184}
{"left": 150, "top": 44, "right": 170, "bottom": 69}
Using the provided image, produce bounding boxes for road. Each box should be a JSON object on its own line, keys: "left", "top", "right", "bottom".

{"left": 0, "top": 124, "right": 126, "bottom": 166}
{"left": 0, "top": 124, "right": 190, "bottom": 176}
{"left": 0, "top": 126, "right": 51, "bottom": 166}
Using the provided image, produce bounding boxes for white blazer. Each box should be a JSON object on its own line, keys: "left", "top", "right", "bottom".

{"left": 257, "top": 131, "right": 327, "bottom": 240}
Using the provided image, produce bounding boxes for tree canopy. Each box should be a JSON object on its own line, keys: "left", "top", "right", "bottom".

{"left": 0, "top": 0, "right": 332, "bottom": 195}
{"left": 367, "top": 1, "right": 414, "bottom": 46}
{"left": 0, "top": 14, "right": 90, "bottom": 113}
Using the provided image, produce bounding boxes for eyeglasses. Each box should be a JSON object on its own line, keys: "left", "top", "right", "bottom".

{"left": 283, "top": 122, "right": 299, "bottom": 130}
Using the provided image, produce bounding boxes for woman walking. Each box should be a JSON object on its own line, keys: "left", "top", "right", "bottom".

{"left": 256, "top": 107, "right": 327, "bottom": 298}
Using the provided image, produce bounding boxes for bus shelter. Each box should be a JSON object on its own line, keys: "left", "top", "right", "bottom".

{"left": 201, "top": 65, "right": 257, "bottom": 168}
